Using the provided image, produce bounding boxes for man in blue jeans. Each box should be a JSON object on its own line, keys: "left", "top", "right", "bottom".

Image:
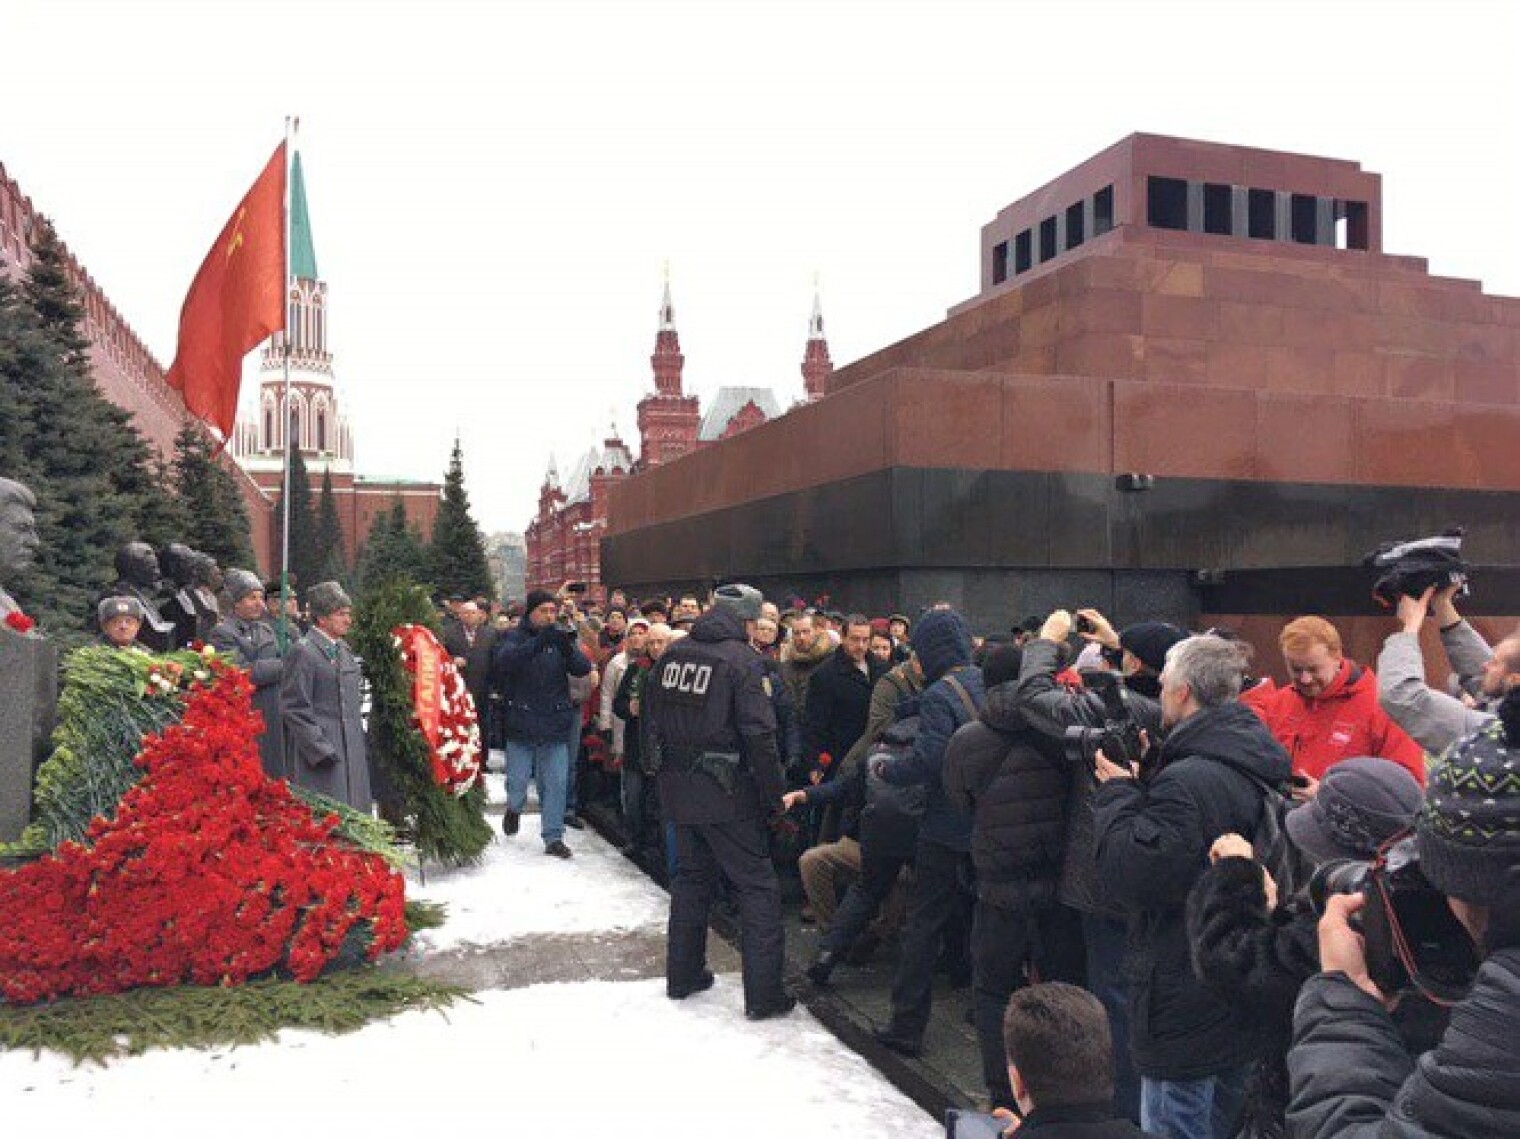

{"left": 1093, "top": 635, "right": 1289, "bottom": 1138}
{"left": 490, "top": 588, "right": 593, "bottom": 858}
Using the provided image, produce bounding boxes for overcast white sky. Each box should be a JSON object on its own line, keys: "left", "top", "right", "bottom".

{"left": 5, "top": 0, "right": 1517, "bottom": 533}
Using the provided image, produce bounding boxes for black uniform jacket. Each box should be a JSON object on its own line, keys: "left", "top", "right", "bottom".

{"left": 644, "top": 607, "right": 783, "bottom": 826}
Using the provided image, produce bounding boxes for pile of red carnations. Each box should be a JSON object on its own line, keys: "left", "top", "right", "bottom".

{"left": 394, "top": 624, "right": 482, "bottom": 797}
{"left": 0, "top": 664, "right": 407, "bottom": 1005}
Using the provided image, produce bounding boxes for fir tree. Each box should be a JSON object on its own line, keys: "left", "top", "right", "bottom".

{"left": 170, "top": 420, "right": 256, "bottom": 570}
{"left": 355, "top": 498, "right": 431, "bottom": 590}
{"left": 138, "top": 453, "right": 191, "bottom": 550}
{"left": 21, "top": 221, "right": 90, "bottom": 369}
{"left": 0, "top": 274, "right": 35, "bottom": 479}
{"left": 276, "top": 446, "right": 321, "bottom": 597}
{"left": 428, "top": 439, "right": 493, "bottom": 600}
{"left": 7, "top": 223, "right": 163, "bottom": 634}
{"left": 315, "top": 465, "right": 349, "bottom": 585}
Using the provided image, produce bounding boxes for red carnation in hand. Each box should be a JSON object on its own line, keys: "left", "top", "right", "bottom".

{"left": 4, "top": 611, "right": 36, "bottom": 634}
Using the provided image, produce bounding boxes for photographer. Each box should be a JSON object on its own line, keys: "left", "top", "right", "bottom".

{"left": 1186, "top": 759, "right": 1423, "bottom": 1137}
{"left": 944, "top": 643, "right": 1086, "bottom": 1113}
{"left": 1287, "top": 691, "right": 1520, "bottom": 1137}
{"left": 1378, "top": 584, "right": 1520, "bottom": 755}
{"left": 1092, "top": 635, "right": 1293, "bottom": 1139}
{"left": 999, "top": 607, "right": 1177, "bottom": 1123}
{"left": 490, "top": 588, "right": 594, "bottom": 858}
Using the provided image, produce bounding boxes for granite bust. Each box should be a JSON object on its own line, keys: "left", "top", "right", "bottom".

{"left": 108, "top": 541, "right": 176, "bottom": 652}
{"left": 0, "top": 477, "right": 40, "bottom": 620}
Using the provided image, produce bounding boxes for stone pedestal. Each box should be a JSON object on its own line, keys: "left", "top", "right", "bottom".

{"left": 0, "top": 630, "right": 57, "bottom": 843}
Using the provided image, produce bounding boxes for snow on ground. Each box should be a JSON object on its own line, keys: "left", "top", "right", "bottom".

{"left": 405, "top": 811, "right": 668, "bottom": 951}
{"left": 1, "top": 978, "right": 942, "bottom": 1139}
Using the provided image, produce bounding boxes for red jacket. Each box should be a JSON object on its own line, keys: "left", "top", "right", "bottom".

{"left": 1251, "top": 658, "right": 1425, "bottom": 785}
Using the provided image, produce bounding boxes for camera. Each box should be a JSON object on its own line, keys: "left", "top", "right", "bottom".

{"left": 1364, "top": 529, "right": 1469, "bottom": 607}
{"left": 1074, "top": 613, "right": 1096, "bottom": 635}
{"left": 1063, "top": 670, "right": 1144, "bottom": 768}
{"left": 1310, "top": 834, "right": 1480, "bottom": 1003}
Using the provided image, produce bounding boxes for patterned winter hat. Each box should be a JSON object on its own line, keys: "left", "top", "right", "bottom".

{"left": 1418, "top": 694, "right": 1520, "bottom": 906}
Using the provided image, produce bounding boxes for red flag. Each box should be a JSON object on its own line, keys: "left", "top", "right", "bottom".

{"left": 165, "top": 142, "right": 287, "bottom": 441}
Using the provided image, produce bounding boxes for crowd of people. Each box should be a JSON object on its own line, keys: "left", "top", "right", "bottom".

{"left": 485, "top": 577, "right": 1518, "bottom": 1139}
{"left": 80, "top": 538, "right": 1520, "bottom": 1138}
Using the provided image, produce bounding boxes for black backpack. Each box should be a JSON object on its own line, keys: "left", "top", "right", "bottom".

{"left": 859, "top": 716, "right": 923, "bottom": 859}
{"left": 1236, "top": 770, "right": 1310, "bottom": 901}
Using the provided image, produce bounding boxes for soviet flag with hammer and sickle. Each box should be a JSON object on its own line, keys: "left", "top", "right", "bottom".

{"left": 165, "top": 141, "right": 287, "bottom": 443}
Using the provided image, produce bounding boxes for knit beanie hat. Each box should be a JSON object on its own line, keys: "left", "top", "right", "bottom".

{"left": 524, "top": 589, "right": 558, "bottom": 615}
{"left": 1417, "top": 691, "right": 1520, "bottom": 906}
{"left": 1120, "top": 621, "right": 1188, "bottom": 674}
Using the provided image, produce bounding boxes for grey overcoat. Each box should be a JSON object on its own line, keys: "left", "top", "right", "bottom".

{"left": 280, "top": 629, "right": 372, "bottom": 810}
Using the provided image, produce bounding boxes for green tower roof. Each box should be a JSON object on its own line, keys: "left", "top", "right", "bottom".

{"left": 289, "top": 151, "right": 318, "bottom": 281}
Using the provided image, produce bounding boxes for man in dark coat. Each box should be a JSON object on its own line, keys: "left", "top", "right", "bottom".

{"left": 778, "top": 611, "right": 833, "bottom": 752}
{"left": 643, "top": 584, "right": 792, "bottom": 1020}
{"left": 871, "top": 607, "right": 984, "bottom": 1057}
{"left": 210, "top": 569, "right": 286, "bottom": 779}
{"left": 441, "top": 599, "right": 498, "bottom": 741}
{"left": 945, "top": 643, "right": 1086, "bottom": 1111}
{"left": 803, "top": 614, "right": 887, "bottom": 844}
{"left": 804, "top": 614, "right": 887, "bottom": 770}
{"left": 280, "top": 581, "right": 371, "bottom": 810}
{"left": 1287, "top": 692, "right": 1520, "bottom": 1139}
{"left": 490, "top": 589, "right": 592, "bottom": 857}
{"left": 1002, "top": 607, "right": 1177, "bottom": 1124}
{"left": 1093, "top": 634, "right": 1293, "bottom": 1139}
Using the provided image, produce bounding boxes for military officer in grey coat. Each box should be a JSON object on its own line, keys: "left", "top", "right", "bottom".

{"left": 280, "top": 581, "right": 371, "bottom": 810}
{"left": 211, "top": 569, "right": 287, "bottom": 780}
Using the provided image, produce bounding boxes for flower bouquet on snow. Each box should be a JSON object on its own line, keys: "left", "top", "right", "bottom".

{"left": 0, "top": 663, "right": 407, "bottom": 1005}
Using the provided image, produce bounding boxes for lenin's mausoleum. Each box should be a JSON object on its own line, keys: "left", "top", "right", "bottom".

{"left": 602, "top": 134, "right": 1520, "bottom": 670}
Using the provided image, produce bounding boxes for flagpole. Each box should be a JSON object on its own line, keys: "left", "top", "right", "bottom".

{"left": 278, "top": 115, "right": 298, "bottom": 653}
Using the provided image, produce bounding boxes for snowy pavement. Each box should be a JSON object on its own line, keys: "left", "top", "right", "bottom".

{"left": 0, "top": 797, "right": 943, "bottom": 1138}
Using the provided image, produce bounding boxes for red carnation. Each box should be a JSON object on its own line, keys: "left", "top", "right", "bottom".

{"left": 4, "top": 610, "right": 36, "bottom": 634}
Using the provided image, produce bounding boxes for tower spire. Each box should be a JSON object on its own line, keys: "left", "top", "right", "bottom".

{"left": 659, "top": 260, "right": 676, "bottom": 331}
{"left": 801, "top": 275, "right": 833, "bottom": 402}
{"left": 651, "top": 268, "right": 685, "bottom": 396}
{"left": 638, "top": 268, "right": 700, "bottom": 466}
{"left": 289, "top": 151, "right": 318, "bottom": 282}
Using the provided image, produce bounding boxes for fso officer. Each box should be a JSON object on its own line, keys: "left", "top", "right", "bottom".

{"left": 643, "top": 583, "right": 794, "bottom": 1020}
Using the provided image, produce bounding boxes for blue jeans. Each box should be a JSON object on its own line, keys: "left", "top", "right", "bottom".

{"left": 565, "top": 714, "right": 583, "bottom": 817}
{"left": 1140, "top": 1067, "right": 1248, "bottom": 1139}
{"left": 1083, "top": 912, "right": 1140, "bottom": 1124}
{"left": 505, "top": 739, "right": 569, "bottom": 847}
{"left": 620, "top": 766, "right": 646, "bottom": 845}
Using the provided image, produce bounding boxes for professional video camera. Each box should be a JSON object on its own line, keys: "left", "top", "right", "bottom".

{"left": 1062, "top": 670, "right": 1145, "bottom": 768}
{"left": 1310, "top": 832, "right": 1481, "bottom": 1003}
{"left": 1364, "top": 528, "right": 1469, "bottom": 608}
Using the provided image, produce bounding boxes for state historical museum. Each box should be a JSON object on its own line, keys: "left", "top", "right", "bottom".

{"left": 601, "top": 134, "right": 1520, "bottom": 663}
